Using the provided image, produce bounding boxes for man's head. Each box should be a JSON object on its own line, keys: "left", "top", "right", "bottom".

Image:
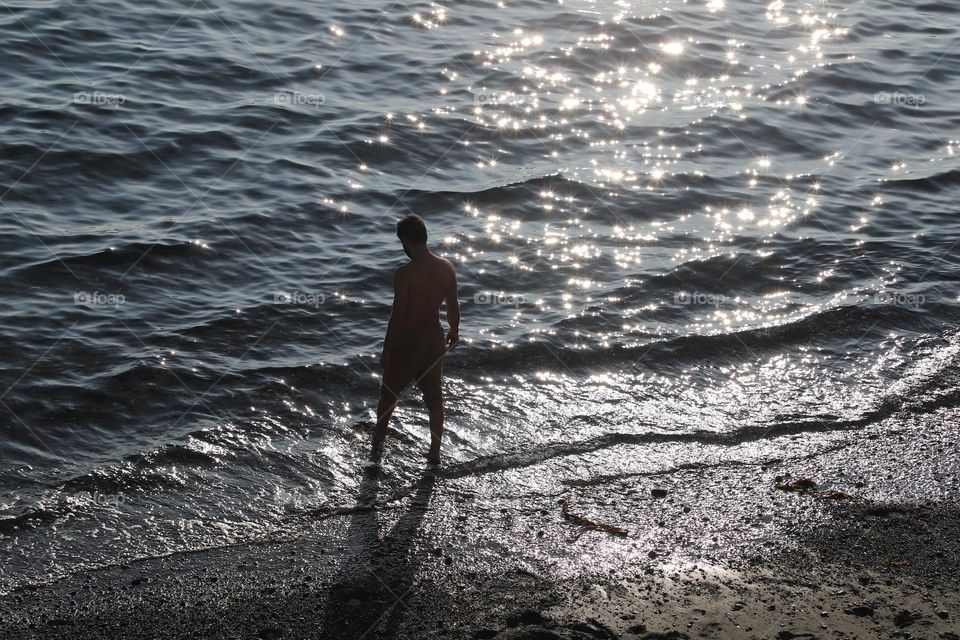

{"left": 396, "top": 214, "right": 428, "bottom": 257}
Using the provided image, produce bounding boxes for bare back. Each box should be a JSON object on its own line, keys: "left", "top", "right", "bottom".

{"left": 396, "top": 252, "right": 456, "bottom": 328}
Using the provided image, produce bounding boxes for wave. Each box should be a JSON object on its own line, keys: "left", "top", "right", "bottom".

{"left": 8, "top": 241, "right": 206, "bottom": 278}
{"left": 883, "top": 169, "right": 960, "bottom": 194}
{"left": 461, "top": 302, "right": 921, "bottom": 373}
{"left": 438, "top": 416, "right": 869, "bottom": 480}
{"left": 0, "top": 506, "right": 61, "bottom": 535}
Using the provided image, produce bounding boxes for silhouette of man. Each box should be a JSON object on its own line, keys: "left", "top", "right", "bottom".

{"left": 373, "top": 214, "right": 459, "bottom": 462}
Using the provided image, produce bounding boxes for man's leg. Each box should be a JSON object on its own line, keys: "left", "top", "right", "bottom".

{"left": 375, "top": 362, "right": 410, "bottom": 443}
{"left": 373, "top": 384, "right": 398, "bottom": 444}
{"left": 416, "top": 331, "right": 445, "bottom": 462}
{"left": 423, "top": 392, "right": 443, "bottom": 462}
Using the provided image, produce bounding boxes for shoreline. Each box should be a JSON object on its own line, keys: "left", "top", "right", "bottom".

{"left": 3, "top": 412, "right": 959, "bottom": 639}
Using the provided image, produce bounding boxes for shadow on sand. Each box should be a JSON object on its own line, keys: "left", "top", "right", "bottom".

{"left": 320, "top": 445, "right": 438, "bottom": 640}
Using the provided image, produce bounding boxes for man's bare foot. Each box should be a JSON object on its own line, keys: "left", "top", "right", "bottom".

{"left": 421, "top": 450, "right": 441, "bottom": 464}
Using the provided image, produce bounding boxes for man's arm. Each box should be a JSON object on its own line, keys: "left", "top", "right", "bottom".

{"left": 382, "top": 268, "right": 408, "bottom": 360}
{"left": 445, "top": 264, "right": 460, "bottom": 350}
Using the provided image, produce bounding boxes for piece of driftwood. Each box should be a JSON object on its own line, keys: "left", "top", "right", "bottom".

{"left": 560, "top": 498, "right": 629, "bottom": 542}
{"left": 775, "top": 477, "right": 852, "bottom": 500}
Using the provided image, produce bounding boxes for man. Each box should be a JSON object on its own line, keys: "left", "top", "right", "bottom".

{"left": 373, "top": 214, "right": 459, "bottom": 463}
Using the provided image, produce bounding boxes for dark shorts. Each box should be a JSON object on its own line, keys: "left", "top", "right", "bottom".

{"left": 381, "top": 324, "right": 446, "bottom": 405}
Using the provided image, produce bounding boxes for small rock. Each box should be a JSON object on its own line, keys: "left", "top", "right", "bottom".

{"left": 844, "top": 605, "right": 874, "bottom": 617}
{"left": 46, "top": 619, "right": 73, "bottom": 627}
{"left": 894, "top": 609, "right": 921, "bottom": 627}
{"left": 651, "top": 488, "right": 669, "bottom": 499}
{"left": 937, "top": 610, "right": 950, "bottom": 620}
{"left": 506, "top": 609, "right": 546, "bottom": 627}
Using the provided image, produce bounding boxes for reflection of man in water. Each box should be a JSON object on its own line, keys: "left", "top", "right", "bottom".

{"left": 373, "top": 214, "right": 460, "bottom": 462}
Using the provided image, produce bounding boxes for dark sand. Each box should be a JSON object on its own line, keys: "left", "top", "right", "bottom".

{"left": 3, "top": 412, "right": 959, "bottom": 639}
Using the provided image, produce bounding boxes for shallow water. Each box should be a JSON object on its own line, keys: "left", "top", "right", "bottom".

{"left": 1, "top": 0, "right": 959, "bottom": 592}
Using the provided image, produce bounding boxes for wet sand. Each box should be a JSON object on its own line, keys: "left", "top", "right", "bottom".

{"left": 3, "top": 412, "right": 959, "bottom": 639}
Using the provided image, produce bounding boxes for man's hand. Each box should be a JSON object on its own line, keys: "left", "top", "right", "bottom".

{"left": 446, "top": 329, "right": 459, "bottom": 351}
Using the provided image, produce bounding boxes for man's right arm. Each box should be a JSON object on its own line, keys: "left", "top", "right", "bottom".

{"left": 445, "top": 264, "right": 460, "bottom": 350}
{"left": 382, "top": 267, "right": 408, "bottom": 362}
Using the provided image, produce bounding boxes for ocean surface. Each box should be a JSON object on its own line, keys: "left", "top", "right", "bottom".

{"left": 1, "top": 0, "right": 959, "bottom": 593}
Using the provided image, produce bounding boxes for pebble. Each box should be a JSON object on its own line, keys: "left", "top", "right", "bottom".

{"left": 506, "top": 609, "right": 545, "bottom": 627}
{"left": 894, "top": 609, "right": 921, "bottom": 627}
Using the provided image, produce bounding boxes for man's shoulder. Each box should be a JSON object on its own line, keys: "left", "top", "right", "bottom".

{"left": 393, "top": 263, "right": 411, "bottom": 280}
{"left": 436, "top": 255, "right": 455, "bottom": 271}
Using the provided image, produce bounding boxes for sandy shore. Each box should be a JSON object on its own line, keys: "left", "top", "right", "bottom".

{"left": 3, "top": 411, "right": 959, "bottom": 639}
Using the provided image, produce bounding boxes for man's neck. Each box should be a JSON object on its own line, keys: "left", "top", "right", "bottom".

{"left": 408, "top": 245, "right": 430, "bottom": 259}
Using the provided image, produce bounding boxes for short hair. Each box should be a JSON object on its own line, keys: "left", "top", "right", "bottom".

{"left": 396, "top": 214, "right": 427, "bottom": 243}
